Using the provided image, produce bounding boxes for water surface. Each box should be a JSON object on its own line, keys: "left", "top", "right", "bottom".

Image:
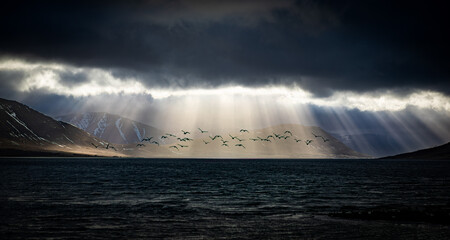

{"left": 1, "top": 158, "right": 449, "bottom": 239}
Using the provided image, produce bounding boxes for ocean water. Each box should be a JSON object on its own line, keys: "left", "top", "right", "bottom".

{"left": 0, "top": 158, "right": 449, "bottom": 239}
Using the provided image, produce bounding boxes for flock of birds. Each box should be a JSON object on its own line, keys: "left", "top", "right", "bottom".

{"left": 91, "top": 128, "right": 330, "bottom": 152}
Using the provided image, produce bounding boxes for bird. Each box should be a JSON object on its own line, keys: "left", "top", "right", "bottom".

{"left": 261, "top": 138, "right": 271, "bottom": 142}
{"left": 203, "top": 140, "right": 210, "bottom": 144}
{"left": 178, "top": 144, "right": 188, "bottom": 148}
{"left": 166, "top": 133, "right": 176, "bottom": 137}
{"left": 110, "top": 146, "right": 117, "bottom": 151}
{"left": 221, "top": 143, "right": 229, "bottom": 147}
{"left": 294, "top": 139, "right": 302, "bottom": 142}
{"left": 273, "top": 133, "right": 281, "bottom": 138}
{"left": 161, "top": 135, "right": 168, "bottom": 139}
{"left": 284, "top": 130, "right": 293, "bottom": 136}
{"left": 240, "top": 129, "right": 249, "bottom": 133}
{"left": 249, "top": 138, "right": 259, "bottom": 141}
{"left": 151, "top": 141, "right": 159, "bottom": 146}
{"left": 221, "top": 140, "right": 229, "bottom": 144}
{"left": 182, "top": 130, "right": 190, "bottom": 135}
{"left": 214, "top": 135, "right": 223, "bottom": 140}
{"left": 267, "top": 135, "right": 274, "bottom": 139}
{"left": 169, "top": 145, "right": 179, "bottom": 151}
{"left": 235, "top": 144, "right": 245, "bottom": 148}
{"left": 229, "top": 134, "right": 237, "bottom": 140}
{"left": 142, "top": 137, "right": 153, "bottom": 142}
{"left": 236, "top": 137, "right": 244, "bottom": 142}
{"left": 305, "top": 139, "right": 313, "bottom": 145}
{"left": 321, "top": 136, "right": 330, "bottom": 142}
{"left": 91, "top": 143, "right": 99, "bottom": 148}
{"left": 283, "top": 136, "right": 290, "bottom": 140}
{"left": 198, "top": 128, "right": 208, "bottom": 133}
{"left": 136, "top": 143, "right": 145, "bottom": 147}
{"left": 106, "top": 143, "right": 110, "bottom": 149}
{"left": 209, "top": 136, "right": 216, "bottom": 141}
{"left": 184, "top": 137, "right": 193, "bottom": 141}
{"left": 312, "top": 132, "right": 321, "bottom": 138}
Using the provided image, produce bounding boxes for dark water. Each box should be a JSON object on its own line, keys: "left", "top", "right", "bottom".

{"left": 1, "top": 158, "right": 449, "bottom": 239}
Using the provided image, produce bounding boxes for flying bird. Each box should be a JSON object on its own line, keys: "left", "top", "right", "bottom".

{"left": 236, "top": 137, "right": 244, "bottom": 142}
{"left": 312, "top": 132, "right": 321, "bottom": 138}
{"left": 294, "top": 139, "right": 302, "bottom": 142}
{"left": 249, "top": 138, "right": 259, "bottom": 141}
{"left": 240, "top": 129, "right": 249, "bottom": 133}
{"left": 91, "top": 143, "right": 99, "bottom": 148}
{"left": 142, "top": 137, "right": 153, "bottom": 142}
{"left": 151, "top": 141, "right": 159, "bottom": 146}
{"left": 221, "top": 140, "right": 229, "bottom": 144}
{"left": 169, "top": 145, "right": 179, "bottom": 151}
{"left": 305, "top": 139, "right": 313, "bottom": 145}
{"left": 177, "top": 144, "right": 188, "bottom": 148}
{"left": 229, "top": 134, "right": 237, "bottom": 140}
{"left": 161, "top": 135, "right": 168, "bottom": 139}
{"left": 235, "top": 144, "right": 245, "bottom": 148}
{"left": 221, "top": 143, "right": 229, "bottom": 147}
{"left": 321, "top": 136, "right": 330, "bottom": 142}
{"left": 203, "top": 140, "right": 210, "bottom": 144}
{"left": 166, "top": 133, "right": 176, "bottom": 137}
{"left": 284, "top": 130, "right": 293, "bottom": 136}
{"left": 181, "top": 130, "right": 190, "bottom": 135}
{"left": 198, "top": 128, "right": 208, "bottom": 133}
{"left": 136, "top": 143, "right": 145, "bottom": 147}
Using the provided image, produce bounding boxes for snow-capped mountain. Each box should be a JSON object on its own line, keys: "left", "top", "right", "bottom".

{"left": 0, "top": 98, "right": 123, "bottom": 157}
{"left": 56, "top": 112, "right": 165, "bottom": 144}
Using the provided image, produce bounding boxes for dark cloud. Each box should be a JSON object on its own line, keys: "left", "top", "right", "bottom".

{"left": 0, "top": 0, "right": 449, "bottom": 95}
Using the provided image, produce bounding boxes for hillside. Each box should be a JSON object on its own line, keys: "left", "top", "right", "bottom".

{"left": 381, "top": 142, "right": 450, "bottom": 160}
{"left": 0, "top": 98, "right": 124, "bottom": 157}
{"left": 56, "top": 112, "right": 165, "bottom": 144}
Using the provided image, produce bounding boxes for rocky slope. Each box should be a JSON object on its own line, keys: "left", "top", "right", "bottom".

{"left": 56, "top": 112, "right": 165, "bottom": 144}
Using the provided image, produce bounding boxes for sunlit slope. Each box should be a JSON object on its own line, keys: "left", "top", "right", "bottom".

{"left": 0, "top": 98, "right": 125, "bottom": 157}
{"left": 57, "top": 112, "right": 165, "bottom": 144}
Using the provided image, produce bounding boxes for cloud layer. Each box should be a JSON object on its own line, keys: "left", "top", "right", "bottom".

{"left": 0, "top": 0, "right": 449, "bottom": 96}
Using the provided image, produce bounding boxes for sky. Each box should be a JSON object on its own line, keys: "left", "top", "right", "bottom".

{"left": 0, "top": 0, "right": 449, "bottom": 156}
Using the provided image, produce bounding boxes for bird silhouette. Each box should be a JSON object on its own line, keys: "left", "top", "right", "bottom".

{"left": 151, "top": 141, "right": 159, "bottom": 146}
{"left": 273, "top": 133, "right": 281, "bottom": 138}
{"left": 214, "top": 135, "right": 223, "bottom": 140}
{"left": 236, "top": 137, "right": 244, "bottom": 142}
{"left": 284, "top": 130, "right": 293, "bottom": 136}
{"left": 177, "top": 144, "right": 188, "bottom": 148}
{"left": 110, "top": 146, "right": 117, "bottom": 151}
{"left": 198, "top": 128, "right": 208, "bottom": 133}
{"left": 229, "top": 134, "right": 237, "bottom": 140}
{"left": 320, "top": 136, "right": 330, "bottom": 142}
{"left": 91, "top": 143, "right": 99, "bottom": 148}
{"left": 249, "top": 138, "right": 259, "bottom": 141}
{"left": 221, "top": 143, "right": 229, "bottom": 147}
{"left": 312, "top": 132, "right": 321, "bottom": 138}
{"left": 235, "top": 144, "right": 245, "bottom": 148}
{"left": 136, "top": 143, "right": 145, "bottom": 147}
{"left": 169, "top": 145, "right": 179, "bottom": 151}
{"left": 221, "top": 140, "right": 229, "bottom": 144}
{"left": 142, "top": 137, "right": 153, "bottom": 142}
{"left": 267, "top": 135, "right": 274, "bottom": 139}
{"left": 203, "top": 140, "right": 210, "bottom": 144}
{"left": 182, "top": 130, "right": 190, "bottom": 135}
{"left": 161, "top": 136, "right": 168, "bottom": 139}
{"left": 166, "top": 133, "right": 176, "bottom": 137}
{"left": 283, "top": 136, "right": 290, "bottom": 140}
{"left": 294, "top": 139, "right": 302, "bottom": 142}
{"left": 305, "top": 139, "right": 313, "bottom": 145}
{"left": 209, "top": 136, "right": 216, "bottom": 141}
{"left": 261, "top": 138, "right": 271, "bottom": 142}
{"left": 240, "top": 129, "right": 249, "bottom": 133}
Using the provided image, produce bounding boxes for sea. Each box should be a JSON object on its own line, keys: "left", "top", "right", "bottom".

{"left": 0, "top": 158, "right": 449, "bottom": 239}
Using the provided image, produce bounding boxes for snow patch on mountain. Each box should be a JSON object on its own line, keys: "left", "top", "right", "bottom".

{"left": 115, "top": 118, "right": 128, "bottom": 143}
{"left": 132, "top": 122, "right": 144, "bottom": 141}
{"left": 93, "top": 113, "right": 108, "bottom": 137}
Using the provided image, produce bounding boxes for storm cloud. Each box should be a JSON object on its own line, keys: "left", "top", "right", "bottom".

{"left": 1, "top": 0, "right": 449, "bottom": 96}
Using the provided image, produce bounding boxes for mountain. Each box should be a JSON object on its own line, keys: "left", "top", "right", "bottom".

{"left": 381, "top": 142, "right": 450, "bottom": 160}
{"left": 0, "top": 98, "right": 367, "bottom": 159}
{"left": 56, "top": 112, "right": 165, "bottom": 144}
{"left": 0, "top": 98, "right": 124, "bottom": 157}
